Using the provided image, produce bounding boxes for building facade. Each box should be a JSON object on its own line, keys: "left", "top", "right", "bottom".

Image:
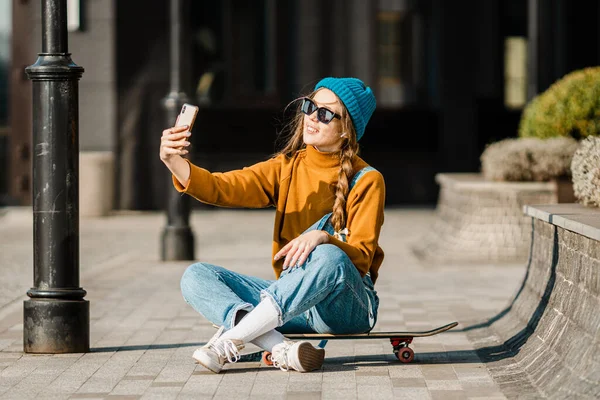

{"left": 2, "top": 0, "right": 599, "bottom": 209}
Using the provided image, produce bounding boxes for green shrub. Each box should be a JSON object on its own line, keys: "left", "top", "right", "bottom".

{"left": 481, "top": 137, "right": 579, "bottom": 181}
{"left": 571, "top": 136, "right": 600, "bottom": 207}
{"left": 518, "top": 66, "right": 600, "bottom": 139}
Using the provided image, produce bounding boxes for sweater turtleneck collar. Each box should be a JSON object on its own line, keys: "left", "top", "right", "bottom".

{"left": 303, "top": 145, "right": 342, "bottom": 170}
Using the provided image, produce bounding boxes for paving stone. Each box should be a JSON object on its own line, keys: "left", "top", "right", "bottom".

{"left": 35, "top": 394, "right": 72, "bottom": 400}
{"left": 110, "top": 378, "right": 153, "bottom": 395}
{"left": 68, "top": 394, "right": 110, "bottom": 399}
{"left": 425, "top": 380, "right": 462, "bottom": 391}
{"left": 321, "top": 388, "right": 357, "bottom": 400}
{"left": 0, "top": 208, "right": 531, "bottom": 399}
{"left": 391, "top": 378, "right": 427, "bottom": 388}
{"left": 211, "top": 385, "right": 253, "bottom": 399}
{"left": 461, "top": 381, "right": 506, "bottom": 397}
{"left": 392, "top": 387, "right": 431, "bottom": 399}
{"left": 249, "top": 382, "right": 287, "bottom": 396}
{"left": 356, "top": 384, "right": 394, "bottom": 399}
{"left": 179, "top": 380, "right": 218, "bottom": 397}
{"left": 388, "top": 366, "right": 423, "bottom": 379}
{"left": 420, "top": 365, "right": 458, "bottom": 380}
{"left": 430, "top": 390, "right": 471, "bottom": 400}
{"left": 286, "top": 382, "right": 322, "bottom": 392}
{"left": 248, "top": 395, "right": 286, "bottom": 400}
{"left": 286, "top": 392, "right": 322, "bottom": 400}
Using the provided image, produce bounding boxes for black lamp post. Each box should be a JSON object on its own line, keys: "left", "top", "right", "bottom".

{"left": 161, "top": 0, "right": 195, "bottom": 261}
{"left": 23, "top": 0, "right": 89, "bottom": 353}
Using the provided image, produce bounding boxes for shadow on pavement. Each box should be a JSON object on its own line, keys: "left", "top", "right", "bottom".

{"left": 91, "top": 342, "right": 205, "bottom": 352}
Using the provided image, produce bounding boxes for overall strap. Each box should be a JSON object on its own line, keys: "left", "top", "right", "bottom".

{"left": 302, "top": 166, "right": 378, "bottom": 238}
{"left": 350, "top": 166, "right": 376, "bottom": 191}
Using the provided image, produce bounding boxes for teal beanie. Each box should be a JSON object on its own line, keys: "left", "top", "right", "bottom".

{"left": 314, "top": 77, "right": 376, "bottom": 141}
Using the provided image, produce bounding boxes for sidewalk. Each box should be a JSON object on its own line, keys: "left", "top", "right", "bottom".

{"left": 0, "top": 207, "right": 525, "bottom": 399}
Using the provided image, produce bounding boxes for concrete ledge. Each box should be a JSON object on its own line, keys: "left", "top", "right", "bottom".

{"left": 524, "top": 203, "right": 600, "bottom": 242}
{"left": 413, "top": 172, "right": 573, "bottom": 264}
{"left": 436, "top": 172, "right": 559, "bottom": 191}
{"left": 464, "top": 204, "right": 600, "bottom": 398}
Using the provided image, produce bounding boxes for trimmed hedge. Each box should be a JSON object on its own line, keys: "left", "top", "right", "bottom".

{"left": 571, "top": 136, "right": 600, "bottom": 207}
{"left": 518, "top": 67, "right": 600, "bottom": 139}
{"left": 481, "top": 137, "right": 579, "bottom": 182}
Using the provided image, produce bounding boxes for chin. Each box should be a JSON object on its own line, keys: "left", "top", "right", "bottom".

{"left": 303, "top": 133, "right": 317, "bottom": 146}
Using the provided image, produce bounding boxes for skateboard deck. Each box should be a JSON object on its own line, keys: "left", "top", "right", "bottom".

{"left": 242, "top": 321, "right": 458, "bottom": 364}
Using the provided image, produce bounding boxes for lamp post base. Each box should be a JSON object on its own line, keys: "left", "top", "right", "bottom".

{"left": 161, "top": 225, "right": 195, "bottom": 261}
{"left": 23, "top": 299, "right": 89, "bottom": 353}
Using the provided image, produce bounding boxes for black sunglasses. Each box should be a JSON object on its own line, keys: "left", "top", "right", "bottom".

{"left": 300, "top": 97, "right": 341, "bottom": 124}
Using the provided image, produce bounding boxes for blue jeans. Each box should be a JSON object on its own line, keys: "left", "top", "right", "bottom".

{"left": 180, "top": 244, "right": 379, "bottom": 334}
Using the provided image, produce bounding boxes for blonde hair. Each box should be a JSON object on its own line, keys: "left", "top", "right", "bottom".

{"left": 276, "top": 90, "right": 359, "bottom": 234}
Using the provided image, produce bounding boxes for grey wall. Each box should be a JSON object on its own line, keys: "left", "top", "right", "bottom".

{"left": 32, "top": 0, "right": 116, "bottom": 152}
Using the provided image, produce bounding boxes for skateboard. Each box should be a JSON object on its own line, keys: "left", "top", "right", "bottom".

{"left": 242, "top": 321, "right": 458, "bottom": 364}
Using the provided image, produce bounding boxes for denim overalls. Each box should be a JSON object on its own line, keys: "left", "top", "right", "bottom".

{"left": 180, "top": 167, "right": 380, "bottom": 335}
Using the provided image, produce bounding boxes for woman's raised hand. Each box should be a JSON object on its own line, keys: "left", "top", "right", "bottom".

{"left": 160, "top": 125, "right": 191, "bottom": 163}
{"left": 159, "top": 125, "right": 193, "bottom": 186}
{"left": 274, "top": 230, "right": 329, "bottom": 270}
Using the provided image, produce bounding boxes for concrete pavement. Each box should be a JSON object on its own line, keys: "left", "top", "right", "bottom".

{"left": 0, "top": 207, "right": 526, "bottom": 399}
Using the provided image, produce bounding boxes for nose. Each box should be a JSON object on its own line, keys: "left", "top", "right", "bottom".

{"left": 308, "top": 111, "right": 319, "bottom": 123}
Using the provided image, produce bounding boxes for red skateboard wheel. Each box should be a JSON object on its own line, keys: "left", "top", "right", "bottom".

{"left": 396, "top": 347, "right": 414, "bottom": 363}
{"left": 262, "top": 351, "right": 274, "bottom": 366}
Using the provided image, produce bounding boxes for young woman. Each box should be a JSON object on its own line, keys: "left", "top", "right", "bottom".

{"left": 159, "top": 77, "right": 385, "bottom": 373}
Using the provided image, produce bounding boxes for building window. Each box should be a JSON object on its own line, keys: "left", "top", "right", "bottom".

{"left": 504, "top": 36, "right": 527, "bottom": 109}
{"left": 376, "top": 1, "right": 426, "bottom": 108}
{"left": 377, "top": 11, "right": 402, "bottom": 106}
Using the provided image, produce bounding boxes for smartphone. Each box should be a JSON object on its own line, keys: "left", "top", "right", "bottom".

{"left": 175, "top": 103, "right": 199, "bottom": 131}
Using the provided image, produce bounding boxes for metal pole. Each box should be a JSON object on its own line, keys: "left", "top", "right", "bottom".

{"left": 161, "top": 0, "right": 195, "bottom": 261}
{"left": 23, "top": 0, "right": 89, "bottom": 353}
{"left": 527, "top": 0, "right": 538, "bottom": 101}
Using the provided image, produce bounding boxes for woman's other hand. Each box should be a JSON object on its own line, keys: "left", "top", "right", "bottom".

{"left": 274, "top": 230, "right": 330, "bottom": 270}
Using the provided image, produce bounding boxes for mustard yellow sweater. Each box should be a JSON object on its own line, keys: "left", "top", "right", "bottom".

{"left": 173, "top": 145, "right": 386, "bottom": 283}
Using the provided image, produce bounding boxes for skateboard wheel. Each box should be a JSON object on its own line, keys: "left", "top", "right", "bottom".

{"left": 396, "top": 347, "right": 414, "bottom": 363}
{"left": 262, "top": 351, "right": 274, "bottom": 366}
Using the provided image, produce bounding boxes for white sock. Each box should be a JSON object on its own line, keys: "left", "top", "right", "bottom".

{"left": 220, "top": 299, "right": 280, "bottom": 344}
{"left": 251, "top": 329, "right": 286, "bottom": 352}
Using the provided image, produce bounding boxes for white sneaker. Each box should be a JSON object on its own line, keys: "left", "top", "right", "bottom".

{"left": 193, "top": 326, "right": 245, "bottom": 373}
{"left": 271, "top": 340, "right": 325, "bottom": 372}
